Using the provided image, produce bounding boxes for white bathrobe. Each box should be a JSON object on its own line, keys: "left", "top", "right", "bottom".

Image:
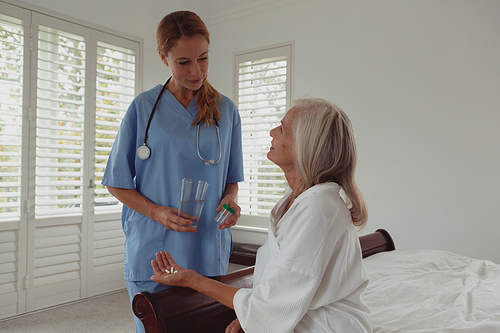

{"left": 233, "top": 183, "right": 372, "bottom": 333}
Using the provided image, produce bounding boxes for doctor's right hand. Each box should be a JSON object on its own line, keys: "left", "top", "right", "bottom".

{"left": 154, "top": 206, "right": 198, "bottom": 233}
{"left": 105, "top": 187, "right": 197, "bottom": 233}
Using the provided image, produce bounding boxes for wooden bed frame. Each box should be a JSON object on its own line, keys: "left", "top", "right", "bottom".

{"left": 132, "top": 228, "right": 395, "bottom": 333}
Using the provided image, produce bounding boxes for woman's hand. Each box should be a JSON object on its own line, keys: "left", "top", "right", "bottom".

{"left": 226, "top": 318, "right": 244, "bottom": 333}
{"left": 153, "top": 206, "right": 198, "bottom": 233}
{"left": 150, "top": 251, "right": 198, "bottom": 288}
{"left": 106, "top": 186, "right": 196, "bottom": 233}
{"left": 216, "top": 196, "right": 241, "bottom": 230}
{"left": 151, "top": 251, "right": 240, "bottom": 310}
{"left": 216, "top": 183, "right": 241, "bottom": 230}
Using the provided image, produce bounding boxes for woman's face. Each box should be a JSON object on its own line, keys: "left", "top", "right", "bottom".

{"left": 161, "top": 35, "right": 209, "bottom": 91}
{"left": 268, "top": 108, "right": 297, "bottom": 172}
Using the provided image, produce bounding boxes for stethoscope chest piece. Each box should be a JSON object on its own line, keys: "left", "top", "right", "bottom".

{"left": 137, "top": 144, "right": 151, "bottom": 160}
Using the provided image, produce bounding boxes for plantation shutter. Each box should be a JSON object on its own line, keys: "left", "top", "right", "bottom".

{"left": 0, "top": 4, "right": 29, "bottom": 319}
{"left": 234, "top": 44, "right": 292, "bottom": 217}
{"left": 91, "top": 37, "right": 137, "bottom": 295}
{"left": 94, "top": 41, "right": 135, "bottom": 214}
{"left": 35, "top": 24, "right": 85, "bottom": 217}
{"left": 0, "top": 12, "right": 24, "bottom": 222}
{"left": 0, "top": 2, "right": 141, "bottom": 319}
{"left": 27, "top": 15, "right": 88, "bottom": 312}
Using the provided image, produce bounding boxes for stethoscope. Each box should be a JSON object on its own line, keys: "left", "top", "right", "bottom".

{"left": 137, "top": 77, "right": 221, "bottom": 165}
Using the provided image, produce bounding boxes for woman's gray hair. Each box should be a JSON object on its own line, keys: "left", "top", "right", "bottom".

{"left": 291, "top": 98, "right": 367, "bottom": 228}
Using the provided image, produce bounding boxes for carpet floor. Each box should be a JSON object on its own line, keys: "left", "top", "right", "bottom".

{"left": 0, "top": 289, "right": 135, "bottom": 333}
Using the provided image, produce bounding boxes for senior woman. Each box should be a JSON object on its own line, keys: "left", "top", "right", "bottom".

{"left": 150, "top": 98, "right": 372, "bottom": 333}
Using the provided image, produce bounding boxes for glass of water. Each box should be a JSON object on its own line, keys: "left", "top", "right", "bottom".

{"left": 177, "top": 178, "right": 209, "bottom": 229}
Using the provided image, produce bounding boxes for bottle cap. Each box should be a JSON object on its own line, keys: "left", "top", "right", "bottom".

{"left": 222, "top": 203, "right": 235, "bottom": 214}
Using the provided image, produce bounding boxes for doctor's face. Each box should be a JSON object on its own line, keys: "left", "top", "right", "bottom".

{"left": 268, "top": 108, "right": 297, "bottom": 172}
{"left": 161, "top": 35, "right": 209, "bottom": 91}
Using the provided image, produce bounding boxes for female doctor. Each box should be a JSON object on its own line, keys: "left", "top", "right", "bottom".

{"left": 101, "top": 11, "right": 244, "bottom": 333}
{"left": 150, "top": 98, "right": 372, "bottom": 333}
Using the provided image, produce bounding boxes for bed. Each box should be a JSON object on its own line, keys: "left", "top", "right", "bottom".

{"left": 364, "top": 247, "right": 500, "bottom": 332}
{"left": 132, "top": 229, "right": 500, "bottom": 332}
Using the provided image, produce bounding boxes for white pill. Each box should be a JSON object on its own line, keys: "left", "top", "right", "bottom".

{"left": 174, "top": 270, "right": 178, "bottom": 273}
{"left": 165, "top": 268, "right": 170, "bottom": 273}
{"left": 170, "top": 267, "right": 174, "bottom": 274}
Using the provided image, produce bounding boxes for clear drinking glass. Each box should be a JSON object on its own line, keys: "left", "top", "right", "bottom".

{"left": 178, "top": 178, "right": 209, "bottom": 229}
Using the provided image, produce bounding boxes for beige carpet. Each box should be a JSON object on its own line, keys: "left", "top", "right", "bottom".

{"left": 0, "top": 290, "right": 135, "bottom": 333}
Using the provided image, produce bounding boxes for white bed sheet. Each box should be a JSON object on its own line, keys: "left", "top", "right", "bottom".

{"left": 362, "top": 249, "right": 500, "bottom": 333}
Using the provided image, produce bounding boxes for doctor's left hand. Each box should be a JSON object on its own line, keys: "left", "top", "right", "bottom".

{"left": 216, "top": 197, "right": 241, "bottom": 230}
{"left": 150, "top": 251, "right": 198, "bottom": 288}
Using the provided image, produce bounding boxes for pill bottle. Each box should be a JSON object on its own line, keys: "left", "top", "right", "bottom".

{"left": 215, "top": 204, "right": 235, "bottom": 225}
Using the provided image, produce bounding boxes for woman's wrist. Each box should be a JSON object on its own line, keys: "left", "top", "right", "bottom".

{"left": 188, "top": 272, "right": 205, "bottom": 290}
{"left": 147, "top": 200, "right": 162, "bottom": 222}
{"left": 222, "top": 183, "right": 238, "bottom": 201}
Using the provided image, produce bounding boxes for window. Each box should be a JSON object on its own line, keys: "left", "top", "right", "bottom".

{"left": 234, "top": 43, "right": 293, "bottom": 222}
{"left": 0, "top": 1, "right": 140, "bottom": 319}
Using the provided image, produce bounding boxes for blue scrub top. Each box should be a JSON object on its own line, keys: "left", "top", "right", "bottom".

{"left": 102, "top": 84, "right": 244, "bottom": 281}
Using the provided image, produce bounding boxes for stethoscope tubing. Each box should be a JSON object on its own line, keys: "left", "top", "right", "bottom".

{"left": 137, "top": 76, "right": 221, "bottom": 165}
{"left": 143, "top": 78, "right": 169, "bottom": 147}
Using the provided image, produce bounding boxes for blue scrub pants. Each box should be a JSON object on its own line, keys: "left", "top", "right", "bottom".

{"left": 126, "top": 280, "right": 170, "bottom": 333}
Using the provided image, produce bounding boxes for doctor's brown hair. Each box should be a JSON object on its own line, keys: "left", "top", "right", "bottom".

{"left": 291, "top": 98, "right": 368, "bottom": 229}
{"left": 156, "top": 11, "right": 221, "bottom": 126}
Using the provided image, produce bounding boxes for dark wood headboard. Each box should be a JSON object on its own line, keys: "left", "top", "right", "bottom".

{"left": 360, "top": 228, "right": 396, "bottom": 258}
{"left": 132, "top": 228, "right": 395, "bottom": 333}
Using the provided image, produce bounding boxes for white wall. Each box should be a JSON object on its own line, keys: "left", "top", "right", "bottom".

{"left": 208, "top": 0, "right": 500, "bottom": 263}
{"left": 16, "top": 0, "right": 500, "bottom": 263}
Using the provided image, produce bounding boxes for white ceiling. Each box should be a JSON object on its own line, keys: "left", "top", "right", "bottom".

{"left": 185, "top": 0, "right": 250, "bottom": 16}
{"left": 165, "top": 0, "right": 302, "bottom": 25}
